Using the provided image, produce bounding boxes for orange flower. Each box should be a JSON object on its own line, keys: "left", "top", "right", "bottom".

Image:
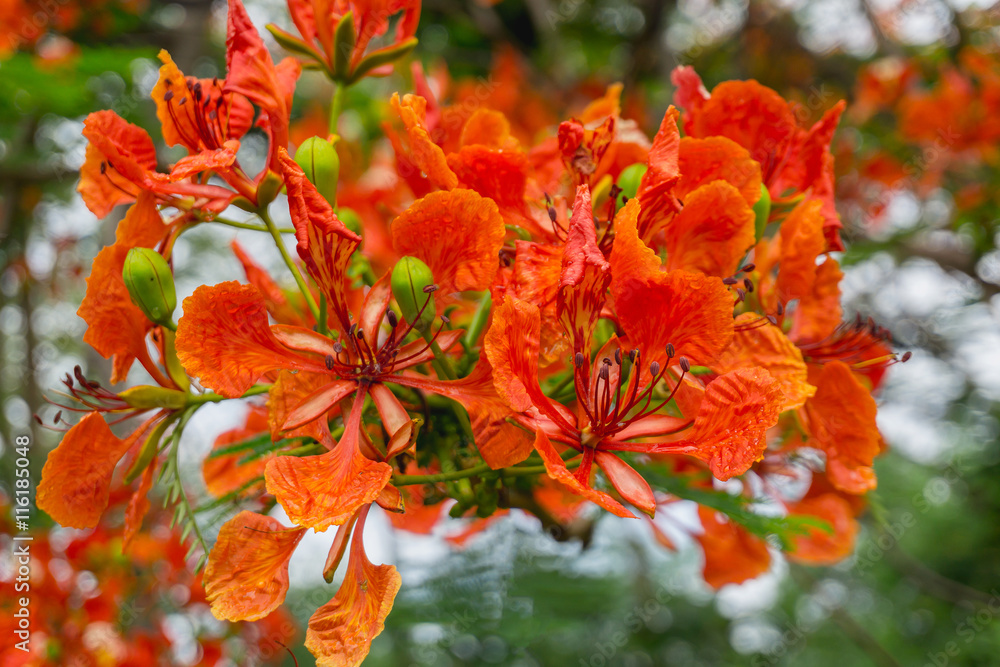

{"left": 672, "top": 66, "right": 846, "bottom": 250}
{"left": 485, "top": 188, "right": 783, "bottom": 516}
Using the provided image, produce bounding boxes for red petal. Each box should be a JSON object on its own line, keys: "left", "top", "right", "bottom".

{"left": 664, "top": 180, "right": 756, "bottom": 278}
{"left": 594, "top": 450, "right": 655, "bottom": 517}
{"left": 534, "top": 430, "right": 634, "bottom": 518}
{"left": 697, "top": 506, "right": 770, "bottom": 589}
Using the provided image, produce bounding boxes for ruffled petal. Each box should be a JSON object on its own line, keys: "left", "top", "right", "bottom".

{"left": 803, "top": 361, "right": 881, "bottom": 494}
{"left": 636, "top": 106, "right": 681, "bottom": 241}
{"left": 77, "top": 110, "right": 157, "bottom": 217}
{"left": 204, "top": 511, "right": 306, "bottom": 621}
{"left": 776, "top": 198, "right": 827, "bottom": 303}
{"left": 390, "top": 92, "right": 458, "bottom": 190}
{"left": 175, "top": 281, "right": 326, "bottom": 398}
{"left": 675, "top": 136, "right": 762, "bottom": 208}
{"left": 392, "top": 188, "right": 505, "bottom": 298}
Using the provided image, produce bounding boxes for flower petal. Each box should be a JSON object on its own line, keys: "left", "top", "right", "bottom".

{"left": 697, "top": 506, "right": 771, "bottom": 589}
{"left": 175, "top": 281, "right": 325, "bottom": 398}
{"left": 37, "top": 413, "right": 139, "bottom": 529}
{"left": 204, "top": 511, "right": 306, "bottom": 621}
{"left": 78, "top": 110, "right": 157, "bottom": 217}
{"left": 305, "top": 508, "right": 401, "bottom": 667}
{"left": 534, "top": 430, "right": 634, "bottom": 518}
{"left": 786, "top": 492, "right": 859, "bottom": 565}
{"left": 776, "top": 198, "right": 826, "bottom": 303}
{"left": 713, "top": 313, "right": 816, "bottom": 411}
{"left": 664, "top": 180, "right": 756, "bottom": 278}
{"left": 593, "top": 450, "right": 655, "bottom": 517}
{"left": 675, "top": 136, "right": 762, "bottom": 207}
{"left": 390, "top": 92, "right": 458, "bottom": 190}
{"left": 635, "top": 106, "right": 681, "bottom": 241}
{"left": 392, "top": 188, "right": 505, "bottom": 297}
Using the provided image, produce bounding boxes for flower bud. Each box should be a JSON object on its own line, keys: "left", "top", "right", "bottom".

{"left": 337, "top": 206, "right": 364, "bottom": 237}
{"left": 753, "top": 183, "right": 771, "bottom": 242}
{"left": 255, "top": 170, "right": 284, "bottom": 208}
{"left": 294, "top": 136, "right": 340, "bottom": 206}
{"left": 123, "top": 248, "right": 177, "bottom": 327}
{"left": 616, "top": 163, "right": 647, "bottom": 202}
{"left": 391, "top": 256, "right": 436, "bottom": 332}
{"left": 119, "top": 385, "right": 188, "bottom": 410}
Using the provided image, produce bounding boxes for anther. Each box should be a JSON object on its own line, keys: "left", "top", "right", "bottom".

{"left": 723, "top": 277, "right": 738, "bottom": 285}
{"left": 649, "top": 361, "right": 660, "bottom": 377}
{"left": 665, "top": 343, "right": 675, "bottom": 359}
{"left": 767, "top": 315, "right": 778, "bottom": 325}
{"left": 325, "top": 355, "right": 335, "bottom": 370}
{"left": 614, "top": 349, "right": 622, "bottom": 365}
{"left": 679, "top": 357, "right": 691, "bottom": 373}
{"left": 900, "top": 351, "right": 912, "bottom": 362}
{"left": 423, "top": 284, "right": 438, "bottom": 293}
{"left": 777, "top": 302, "right": 784, "bottom": 316}
{"left": 741, "top": 263, "right": 755, "bottom": 273}
{"left": 387, "top": 310, "right": 398, "bottom": 328}
{"left": 440, "top": 314, "right": 450, "bottom": 324}
{"left": 574, "top": 352, "right": 585, "bottom": 367}
{"left": 548, "top": 206, "right": 557, "bottom": 223}
{"left": 333, "top": 342, "right": 344, "bottom": 354}
{"left": 628, "top": 349, "right": 637, "bottom": 363}
{"left": 164, "top": 90, "right": 174, "bottom": 102}
{"left": 744, "top": 278, "right": 754, "bottom": 293}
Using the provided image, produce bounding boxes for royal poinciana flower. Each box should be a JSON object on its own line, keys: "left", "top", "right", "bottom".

{"left": 486, "top": 186, "right": 783, "bottom": 517}
{"left": 78, "top": 0, "right": 299, "bottom": 218}
{"left": 269, "top": 0, "right": 420, "bottom": 83}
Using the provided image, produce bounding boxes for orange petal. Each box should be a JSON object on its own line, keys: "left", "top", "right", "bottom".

{"left": 697, "top": 505, "right": 771, "bottom": 589}
{"left": 37, "top": 413, "right": 138, "bottom": 528}
{"left": 803, "top": 361, "right": 880, "bottom": 494}
{"left": 459, "top": 108, "right": 511, "bottom": 148}
{"left": 278, "top": 147, "right": 361, "bottom": 333}
{"left": 305, "top": 508, "right": 401, "bottom": 667}
{"left": 593, "top": 450, "right": 655, "bottom": 517}
{"left": 713, "top": 314, "right": 816, "bottom": 411}
{"left": 776, "top": 198, "right": 826, "bottom": 303}
{"left": 636, "top": 107, "right": 681, "bottom": 241}
{"left": 786, "top": 492, "right": 859, "bottom": 565}
{"left": 664, "top": 180, "right": 756, "bottom": 278}
{"left": 534, "top": 430, "right": 634, "bottom": 519}
{"left": 483, "top": 295, "right": 574, "bottom": 428}
{"left": 392, "top": 188, "right": 505, "bottom": 297}
{"left": 689, "top": 368, "right": 782, "bottom": 480}
{"left": 790, "top": 257, "right": 843, "bottom": 343}
{"left": 265, "top": 393, "right": 392, "bottom": 531}
{"left": 675, "top": 136, "right": 762, "bottom": 207}
{"left": 176, "top": 281, "right": 325, "bottom": 398}
{"left": 204, "top": 511, "right": 306, "bottom": 621}
{"left": 77, "top": 110, "right": 157, "bottom": 217}
{"left": 390, "top": 92, "right": 458, "bottom": 190}
{"left": 446, "top": 145, "right": 529, "bottom": 222}
{"left": 508, "top": 240, "right": 567, "bottom": 364}
{"left": 611, "top": 224, "right": 734, "bottom": 368}
{"left": 268, "top": 369, "right": 352, "bottom": 438}
{"left": 78, "top": 193, "right": 168, "bottom": 383}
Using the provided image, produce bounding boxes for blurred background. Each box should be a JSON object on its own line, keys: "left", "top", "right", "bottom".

{"left": 3, "top": 0, "right": 1000, "bottom": 664}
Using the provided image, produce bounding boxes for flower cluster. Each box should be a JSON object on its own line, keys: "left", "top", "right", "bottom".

{"left": 36, "top": 0, "right": 906, "bottom": 663}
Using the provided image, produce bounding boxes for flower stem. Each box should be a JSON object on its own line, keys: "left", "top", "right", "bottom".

{"left": 211, "top": 216, "right": 295, "bottom": 234}
{"left": 329, "top": 82, "right": 346, "bottom": 135}
{"left": 259, "top": 206, "right": 320, "bottom": 322}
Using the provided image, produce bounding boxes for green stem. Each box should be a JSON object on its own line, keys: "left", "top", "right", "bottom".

{"left": 188, "top": 384, "right": 272, "bottom": 405}
{"left": 329, "top": 82, "right": 346, "bottom": 135}
{"left": 259, "top": 206, "right": 320, "bottom": 322}
{"left": 461, "top": 291, "right": 492, "bottom": 352}
{"left": 211, "top": 216, "right": 295, "bottom": 233}
{"left": 165, "top": 407, "right": 210, "bottom": 569}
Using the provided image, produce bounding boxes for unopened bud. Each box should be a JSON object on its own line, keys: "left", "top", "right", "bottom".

{"left": 753, "top": 183, "right": 771, "bottom": 242}
{"left": 391, "top": 256, "right": 436, "bottom": 331}
{"left": 119, "top": 385, "right": 188, "bottom": 410}
{"left": 123, "top": 248, "right": 177, "bottom": 328}
{"left": 295, "top": 137, "right": 340, "bottom": 206}
{"left": 617, "top": 163, "right": 647, "bottom": 202}
{"left": 337, "top": 206, "right": 364, "bottom": 237}
{"left": 255, "top": 170, "right": 284, "bottom": 208}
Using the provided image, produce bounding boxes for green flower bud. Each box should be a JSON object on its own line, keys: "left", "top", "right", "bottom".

{"left": 391, "top": 256, "right": 436, "bottom": 332}
{"left": 119, "top": 385, "right": 188, "bottom": 410}
{"left": 295, "top": 137, "right": 340, "bottom": 206}
{"left": 753, "top": 183, "right": 771, "bottom": 243}
{"left": 123, "top": 248, "right": 176, "bottom": 328}
{"left": 255, "top": 170, "right": 284, "bottom": 209}
{"left": 617, "top": 163, "right": 647, "bottom": 202}
{"left": 337, "top": 206, "right": 364, "bottom": 237}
